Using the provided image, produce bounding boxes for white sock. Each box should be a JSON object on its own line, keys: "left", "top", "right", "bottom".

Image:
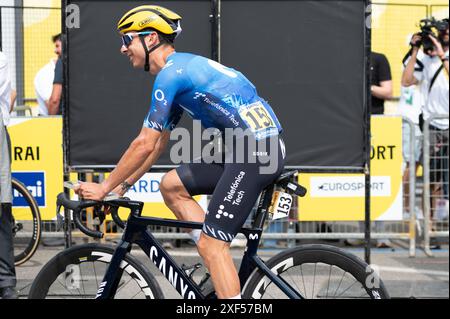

{"left": 228, "top": 294, "right": 241, "bottom": 299}
{"left": 189, "top": 229, "right": 202, "bottom": 245}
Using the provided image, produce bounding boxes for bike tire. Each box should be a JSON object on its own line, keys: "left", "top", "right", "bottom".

{"left": 28, "top": 243, "right": 164, "bottom": 299}
{"left": 242, "top": 244, "right": 390, "bottom": 299}
{"left": 11, "top": 178, "right": 42, "bottom": 266}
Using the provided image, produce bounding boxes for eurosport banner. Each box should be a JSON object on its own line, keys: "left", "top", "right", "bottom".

{"left": 65, "top": 0, "right": 368, "bottom": 169}
{"left": 298, "top": 116, "right": 403, "bottom": 221}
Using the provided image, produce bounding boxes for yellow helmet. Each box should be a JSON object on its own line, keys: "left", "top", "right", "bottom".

{"left": 117, "top": 5, "right": 182, "bottom": 39}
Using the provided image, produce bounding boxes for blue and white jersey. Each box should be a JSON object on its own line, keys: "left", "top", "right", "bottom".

{"left": 143, "top": 52, "right": 283, "bottom": 140}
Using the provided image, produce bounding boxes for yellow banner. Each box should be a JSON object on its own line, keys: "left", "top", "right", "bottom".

{"left": 298, "top": 116, "right": 403, "bottom": 221}
{"left": 9, "top": 117, "right": 64, "bottom": 220}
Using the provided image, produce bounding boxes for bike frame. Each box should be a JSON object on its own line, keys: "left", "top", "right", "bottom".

{"left": 95, "top": 184, "right": 303, "bottom": 299}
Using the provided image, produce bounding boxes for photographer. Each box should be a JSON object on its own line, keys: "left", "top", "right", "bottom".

{"left": 402, "top": 18, "right": 449, "bottom": 233}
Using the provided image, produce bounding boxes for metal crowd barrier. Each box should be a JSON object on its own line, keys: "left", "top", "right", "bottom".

{"left": 38, "top": 115, "right": 447, "bottom": 258}
{"left": 422, "top": 114, "right": 449, "bottom": 257}
{"left": 92, "top": 116, "right": 419, "bottom": 255}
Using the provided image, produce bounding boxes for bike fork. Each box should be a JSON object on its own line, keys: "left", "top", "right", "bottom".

{"left": 95, "top": 241, "right": 131, "bottom": 299}
{"left": 251, "top": 256, "right": 304, "bottom": 299}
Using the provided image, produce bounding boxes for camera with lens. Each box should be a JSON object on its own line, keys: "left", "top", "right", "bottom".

{"left": 417, "top": 17, "right": 449, "bottom": 53}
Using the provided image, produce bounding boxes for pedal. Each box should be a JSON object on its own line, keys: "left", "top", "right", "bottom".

{"left": 182, "top": 263, "right": 202, "bottom": 279}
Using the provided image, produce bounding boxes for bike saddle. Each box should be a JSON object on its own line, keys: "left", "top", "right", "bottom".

{"left": 275, "top": 170, "right": 307, "bottom": 197}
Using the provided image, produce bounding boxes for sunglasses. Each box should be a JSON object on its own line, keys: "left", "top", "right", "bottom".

{"left": 121, "top": 31, "right": 153, "bottom": 48}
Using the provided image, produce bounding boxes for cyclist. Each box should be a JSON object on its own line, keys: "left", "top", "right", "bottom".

{"left": 76, "top": 5, "right": 286, "bottom": 299}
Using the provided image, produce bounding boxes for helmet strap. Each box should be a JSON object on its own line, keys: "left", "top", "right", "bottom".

{"left": 139, "top": 35, "right": 164, "bottom": 72}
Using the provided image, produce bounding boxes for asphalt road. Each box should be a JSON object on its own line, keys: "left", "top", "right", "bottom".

{"left": 15, "top": 239, "right": 448, "bottom": 299}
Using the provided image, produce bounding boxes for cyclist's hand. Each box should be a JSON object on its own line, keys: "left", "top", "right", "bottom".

{"left": 76, "top": 182, "right": 107, "bottom": 201}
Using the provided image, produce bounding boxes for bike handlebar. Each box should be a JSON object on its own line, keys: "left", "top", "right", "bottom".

{"left": 56, "top": 193, "right": 132, "bottom": 239}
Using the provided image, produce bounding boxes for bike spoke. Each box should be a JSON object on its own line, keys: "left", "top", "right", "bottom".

{"left": 130, "top": 289, "right": 143, "bottom": 299}
{"left": 92, "top": 262, "right": 99, "bottom": 291}
{"left": 79, "top": 264, "right": 87, "bottom": 299}
{"left": 115, "top": 278, "right": 134, "bottom": 297}
{"left": 299, "top": 264, "right": 308, "bottom": 299}
{"left": 55, "top": 277, "right": 77, "bottom": 298}
{"left": 311, "top": 263, "right": 317, "bottom": 299}
{"left": 284, "top": 268, "right": 303, "bottom": 298}
{"left": 336, "top": 276, "right": 359, "bottom": 298}
{"left": 334, "top": 270, "right": 346, "bottom": 297}
{"left": 326, "top": 265, "right": 332, "bottom": 299}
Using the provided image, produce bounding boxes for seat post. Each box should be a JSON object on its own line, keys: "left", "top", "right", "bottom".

{"left": 252, "top": 184, "right": 275, "bottom": 230}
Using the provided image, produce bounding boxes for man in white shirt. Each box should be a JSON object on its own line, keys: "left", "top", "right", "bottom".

{"left": 34, "top": 34, "right": 62, "bottom": 116}
{"left": 399, "top": 49, "right": 427, "bottom": 219}
{"left": 0, "top": 51, "right": 17, "bottom": 299}
{"left": 402, "top": 18, "right": 449, "bottom": 225}
{"left": 34, "top": 59, "right": 56, "bottom": 116}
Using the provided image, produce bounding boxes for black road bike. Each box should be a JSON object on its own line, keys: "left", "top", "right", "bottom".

{"left": 11, "top": 177, "right": 42, "bottom": 266}
{"left": 28, "top": 171, "right": 389, "bottom": 299}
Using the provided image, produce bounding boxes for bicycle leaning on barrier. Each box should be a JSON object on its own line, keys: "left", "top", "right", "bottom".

{"left": 28, "top": 170, "right": 389, "bottom": 299}
{"left": 11, "top": 177, "right": 42, "bottom": 266}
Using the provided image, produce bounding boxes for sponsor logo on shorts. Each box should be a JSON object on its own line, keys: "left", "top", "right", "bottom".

{"left": 224, "top": 171, "right": 246, "bottom": 206}
{"left": 216, "top": 205, "right": 234, "bottom": 220}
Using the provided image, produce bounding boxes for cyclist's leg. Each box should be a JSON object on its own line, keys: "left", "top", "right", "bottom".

{"left": 160, "top": 163, "right": 223, "bottom": 222}
{"left": 198, "top": 135, "right": 285, "bottom": 298}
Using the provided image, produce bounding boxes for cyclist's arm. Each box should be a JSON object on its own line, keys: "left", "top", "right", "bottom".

{"left": 100, "top": 127, "right": 162, "bottom": 196}
{"left": 100, "top": 77, "right": 185, "bottom": 197}
{"left": 117, "top": 130, "right": 170, "bottom": 193}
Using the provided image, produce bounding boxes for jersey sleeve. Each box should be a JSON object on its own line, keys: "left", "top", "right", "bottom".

{"left": 164, "top": 104, "right": 184, "bottom": 131}
{"left": 143, "top": 66, "right": 189, "bottom": 132}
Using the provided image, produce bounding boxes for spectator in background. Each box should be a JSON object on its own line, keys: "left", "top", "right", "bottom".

{"left": 48, "top": 33, "right": 64, "bottom": 115}
{"left": 0, "top": 50, "right": 17, "bottom": 299}
{"left": 346, "top": 52, "right": 394, "bottom": 248}
{"left": 402, "top": 21, "right": 449, "bottom": 246}
{"left": 371, "top": 52, "right": 393, "bottom": 115}
{"left": 399, "top": 48, "right": 426, "bottom": 222}
{"left": 371, "top": 52, "right": 394, "bottom": 248}
{"left": 34, "top": 34, "right": 62, "bottom": 116}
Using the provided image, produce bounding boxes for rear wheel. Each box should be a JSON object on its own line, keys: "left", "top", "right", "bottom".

{"left": 28, "top": 243, "right": 164, "bottom": 299}
{"left": 11, "top": 178, "right": 42, "bottom": 266}
{"left": 243, "top": 244, "right": 390, "bottom": 299}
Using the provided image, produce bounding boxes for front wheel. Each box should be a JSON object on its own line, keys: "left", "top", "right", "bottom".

{"left": 28, "top": 244, "right": 164, "bottom": 299}
{"left": 243, "top": 244, "right": 389, "bottom": 299}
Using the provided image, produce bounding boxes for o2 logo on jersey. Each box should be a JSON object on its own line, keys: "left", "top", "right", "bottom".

{"left": 154, "top": 89, "right": 167, "bottom": 105}
{"left": 12, "top": 172, "right": 46, "bottom": 207}
{"left": 207, "top": 59, "right": 238, "bottom": 78}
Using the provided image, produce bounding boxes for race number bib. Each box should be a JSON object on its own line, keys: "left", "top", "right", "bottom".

{"left": 269, "top": 191, "right": 293, "bottom": 220}
{"left": 238, "top": 101, "right": 278, "bottom": 140}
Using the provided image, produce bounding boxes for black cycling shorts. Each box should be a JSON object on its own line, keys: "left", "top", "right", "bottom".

{"left": 176, "top": 135, "right": 286, "bottom": 242}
